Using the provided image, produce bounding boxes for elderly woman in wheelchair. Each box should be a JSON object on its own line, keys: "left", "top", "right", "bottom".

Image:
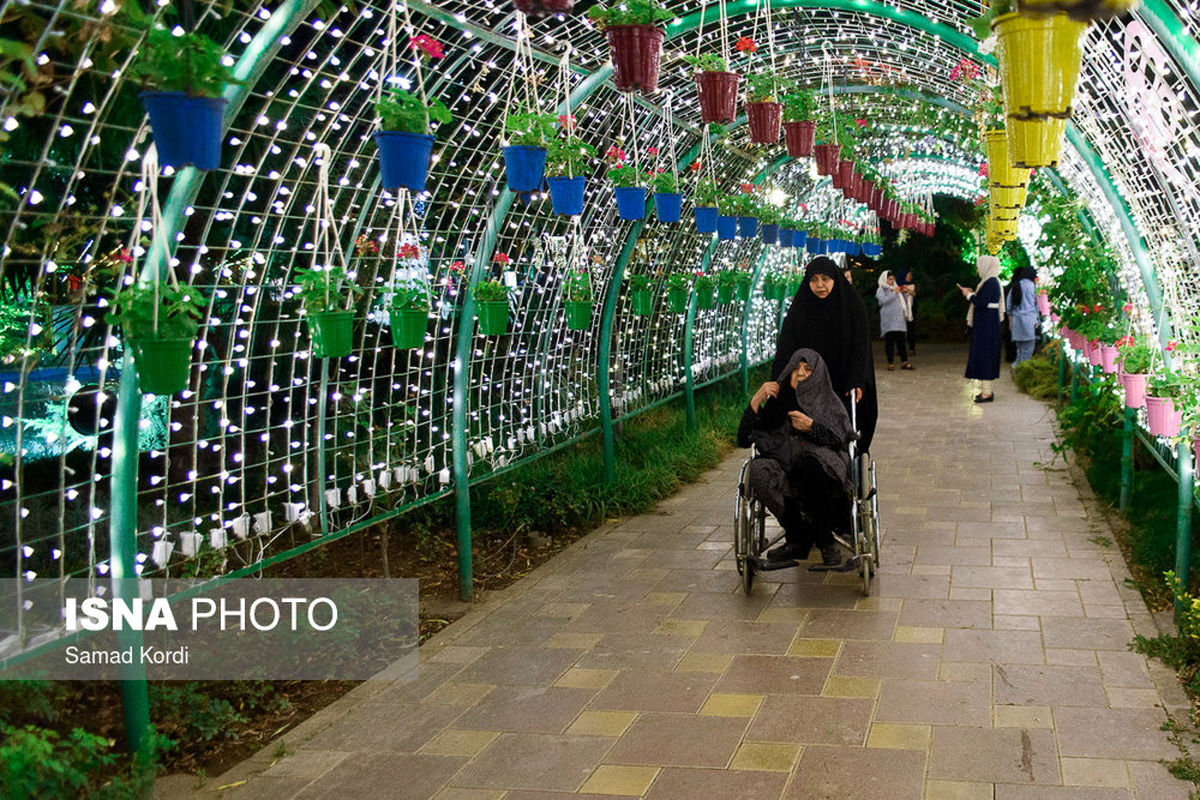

{"left": 736, "top": 348, "right": 855, "bottom": 569}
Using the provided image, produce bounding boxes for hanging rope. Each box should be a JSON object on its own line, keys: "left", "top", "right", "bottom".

{"left": 502, "top": 11, "right": 541, "bottom": 136}
{"left": 624, "top": 92, "right": 641, "bottom": 182}
{"left": 558, "top": 44, "right": 574, "bottom": 179}
{"left": 694, "top": 0, "right": 732, "bottom": 67}
{"left": 821, "top": 42, "right": 838, "bottom": 147}
{"left": 127, "top": 145, "right": 180, "bottom": 336}
{"left": 658, "top": 91, "right": 679, "bottom": 190}
{"left": 312, "top": 143, "right": 345, "bottom": 311}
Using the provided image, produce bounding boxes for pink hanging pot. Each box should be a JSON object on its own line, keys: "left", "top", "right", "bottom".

{"left": 1099, "top": 344, "right": 1119, "bottom": 374}
{"left": 1145, "top": 395, "right": 1182, "bottom": 437}
{"left": 1121, "top": 372, "right": 1147, "bottom": 409}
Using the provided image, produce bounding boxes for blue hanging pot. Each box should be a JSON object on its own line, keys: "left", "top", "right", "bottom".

{"left": 654, "top": 192, "right": 682, "bottom": 223}
{"left": 694, "top": 206, "right": 718, "bottom": 233}
{"left": 717, "top": 215, "right": 738, "bottom": 240}
{"left": 375, "top": 130, "right": 436, "bottom": 192}
{"left": 760, "top": 223, "right": 779, "bottom": 245}
{"left": 779, "top": 228, "right": 796, "bottom": 247}
{"left": 613, "top": 187, "right": 647, "bottom": 220}
{"left": 140, "top": 92, "right": 228, "bottom": 170}
{"left": 547, "top": 176, "right": 585, "bottom": 216}
{"left": 809, "top": 237, "right": 825, "bottom": 254}
{"left": 793, "top": 230, "right": 808, "bottom": 250}
{"left": 503, "top": 145, "right": 548, "bottom": 192}
{"left": 738, "top": 216, "right": 759, "bottom": 238}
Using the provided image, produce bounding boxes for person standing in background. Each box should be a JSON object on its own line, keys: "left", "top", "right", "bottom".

{"left": 876, "top": 270, "right": 913, "bottom": 371}
{"left": 960, "top": 255, "right": 1005, "bottom": 402}
{"left": 896, "top": 269, "right": 916, "bottom": 354}
{"left": 1006, "top": 266, "right": 1038, "bottom": 364}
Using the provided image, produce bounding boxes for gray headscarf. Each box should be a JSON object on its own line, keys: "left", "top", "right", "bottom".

{"left": 775, "top": 348, "right": 854, "bottom": 492}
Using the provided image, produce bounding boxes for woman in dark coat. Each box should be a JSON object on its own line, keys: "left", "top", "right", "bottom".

{"left": 772, "top": 256, "right": 878, "bottom": 453}
{"left": 737, "top": 349, "right": 856, "bottom": 567}
{"left": 960, "top": 254, "right": 1005, "bottom": 402}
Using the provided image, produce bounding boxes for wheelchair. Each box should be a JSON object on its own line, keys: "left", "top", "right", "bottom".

{"left": 733, "top": 393, "right": 881, "bottom": 595}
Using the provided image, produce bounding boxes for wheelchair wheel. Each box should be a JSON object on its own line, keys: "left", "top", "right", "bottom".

{"left": 859, "top": 548, "right": 872, "bottom": 596}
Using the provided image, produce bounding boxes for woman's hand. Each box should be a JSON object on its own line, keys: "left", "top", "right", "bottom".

{"left": 788, "top": 411, "right": 813, "bottom": 432}
{"left": 751, "top": 381, "right": 779, "bottom": 413}
{"left": 959, "top": 285, "right": 973, "bottom": 299}
{"left": 846, "top": 387, "right": 863, "bottom": 402}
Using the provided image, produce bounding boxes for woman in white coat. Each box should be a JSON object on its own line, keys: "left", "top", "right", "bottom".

{"left": 1006, "top": 266, "right": 1038, "bottom": 364}
{"left": 876, "top": 271, "right": 913, "bottom": 371}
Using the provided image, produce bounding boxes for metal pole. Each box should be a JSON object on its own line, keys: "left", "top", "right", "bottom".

{"left": 315, "top": 360, "right": 331, "bottom": 537}
{"left": 684, "top": 241, "right": 719, "bottom": 430}
{"left": 1119, "top": 406, "right": 1135, "bottom": 513}
{"left": 740, "top": 250, "right": 770, "bottom": 397}
{"left": 599, "top": 223, "right": 643, "bottom": 483}
{"left": 109, "top": 355, "right": 151, "bottom": 755}
{"left": 1174, "top": 438, "right": 1194, "bottom": 621}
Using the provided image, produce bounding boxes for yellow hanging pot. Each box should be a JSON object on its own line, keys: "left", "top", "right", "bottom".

{"left": 1018, "top": 0, "right": 1140, "bottom": 22}
{"left": 983, "top": 129, "right": 1025, "bottom": 187}
{"left": 992, "top": 12, "right": 1089, "bottom": 120}
{"left": 989, "top": 185, "right": 1025, "bottom": 208}
{"left": 1006, "top": 116, "right": 1068, "bottom": 168}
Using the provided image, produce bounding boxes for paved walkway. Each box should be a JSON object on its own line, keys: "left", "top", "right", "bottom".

{"left": 194, "top": 344, "right": 1192, "bottom": 800}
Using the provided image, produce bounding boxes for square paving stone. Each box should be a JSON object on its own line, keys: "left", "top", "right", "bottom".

{"left": 767, "top": 583, "right": 862, "bottom": 608}
{"left": 913, "top": 545, "right": 992, "bottom": 566}
{"left": 929, "top": 726, "right": 1060, "bottom": 784}
{"left": 784, "top": 745, "right": 925, "bottom": 800}
{"left": 1040, "top": 616, "right": 1134, "bottom": 651}
{"left": 994, "top": 663, "right": 1107, "bottom": 707}
{"left": 689, "top": 621, "right": 800, "bottom": 654}
{"left": 992, "top": 788, "right": 1134, "bottom": 800}
{"left": 670, "top": 591, "right": 775, "bottom": 621}
{"left": 574, "top": 633, "right": 691, "bottom": 671}
{"left": 898, "top": 599, "right": 992, "bottom": 630}
{"left": 1096, "top": 651, "right": 1155, "bottom": 688}
{"left": 562, "top": 601, "right": 671, "bottom": 635}
{"left": 644, "top": 767, "right": 787, "bottom": 799}
{"left": 454, "top": 647, "right": 583, "bottom": 687}
{"left": 994, "top": 590, "right": 1085, "bottom": 618}
{"left": 746, "top": 694, "right": 873, "bottom": 745}
{"left": 875, "top": 678, "right": 991, "bottom": 726}
{"left": 1053, "top": 707, "right": 1178, "bottom": 760}
{"left": 714, "top": 654, "right": 832, "bottom": 695}
{"left": 450, "top": 733, "right": 615, "bottom": 792}
{"left": 943, "top": 629, "right": 1046, "bottom": 664}
{"left": 652, "top": 569, "right": 743, "bottom": 594}
{"left": 454, "top": 686, "right": 597, "bottom": 734}
{"left": 301, "top": 702, "right": 463, "bottom": 753}
{"left": 952, "top": 565, "right": 1034, "bottom": 590}
{"left": 589, "top": 670, "right": 719, "bottom": 713}
{"left": 832, "top": 641, "right": 941, "bottom": 680}
{"left": 605, "top": 713, "right": 749, "bottom": 767}
{"left": 295, "top": 752, "right": 467, "bottom": 799}
{"left": 799, "top": 609, "right": 899, "bottom": 641}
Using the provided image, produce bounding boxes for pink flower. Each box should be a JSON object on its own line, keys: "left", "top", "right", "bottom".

{"left": 397, "top": 243, "right": 421, "bottom": 260}
{"left": 1167, "top": 340, "right": 1179, "bottom": 352}
{"left": 740, "top": 182, "right": 754, "bottom": 194}
{"left": 647, "top": 147, "right": 659, "bottom": 156}
{"left": 558, "top": 114, "right": 576, "bottom": 131}
{"left": 1123, "top": 302, "right": 1133, "bottom": 313}
{"left": 449, "top": 260, "right": 465, "bottom": 275}
{"left": 735, "top": 37, "right": 757, "bottom": 53}
{"left": 410, "top": 34, "right": 444, "bottom": 60}
{"left": 605, "top": 145, "right": 626, "bottom": 162}
{"left": 855, "top": 118, "right": 867, "bottom": 127}
{"left": 117, "top": 248, "right": 133, "bottom": 264}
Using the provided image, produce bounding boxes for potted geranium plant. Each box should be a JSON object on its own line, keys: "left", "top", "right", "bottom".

{"left": 1116, "top": 333, "right": 1154, "bottom": 408}
{"left": 504, "top": 105, "right": 557, "bottom": 192}
{"left": 131, "top": 28, "right": 238, "bottom": 170}
{"left": 545, "top": 113, "right": 596, "bottom": 216}
{"left": 734, "top": 263, "right": 753, "bottom": 301}
{"left": 782, "top": 89, "right": 817, "bottom": 158}
{"left": 650, "top": 168, "right": 681, "bottom": 223}
{"left": 473, "top": 276, "right": 511, "bottom": 335}
{"left": 607, "top": 145, "right": 647, "bottom": 220}
{"left": 694, "top": 272, "right": 717, "bottom": 310}
{"left": 684, "top": 53, "right": 740, "bottom": 124}
{"left": 561, "top": 263, "right": 594, "bottom": 331}
{"left": 1146, "top": 367, "right": 1186, "bottom": 438}
{"left": 734, "top": 186, "right": 759, "bottom": 238}
{"left": 715, "top": 270, "right": 738, "bottom": 304}
{"left": 665, "top": 272, "right": 691, "bottom": 313}
{"left": 587, "top": 0, "right": 672, "bottom": 94}
{"left": 294, "top": 265, "right": 363, "bottom": 358}
{"left": 745, "top": 69, "right": 790, "bottom": 145}
{"left": 389, "top": 243, "right": 430, "bottom": 349}
{"left": 374, "top": 34, "right": 452, "bottom": 192}
{"left": 813, "top": 116, "right": 840, "bottom": 176}
{"left": 694, "top": 174, "right": 720, "bottom": 233}
{"left": 514, "top": 0, "right": 575, "bottom": 17}
{"left": 716, "top": 194, "right": 739, "bottom": 240}
{"left": 629, "top": 273, "right": 654, "bottom": 316}
{"left": 106, "top": 280, "right": 206, "bottom": 394}
{"left": 758, "top": 203, "right": 783, "bottom": 244}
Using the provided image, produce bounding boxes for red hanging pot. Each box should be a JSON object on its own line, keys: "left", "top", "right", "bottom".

{"left": 837, "top": 160, "right": 854, "bottom": 190}
{"left": 869, "top": 186, "right": 882, "bottom": 209}
{"left": 782, "top": 120, "right": 816, "bottom": 157}
{"left": 814, "top": 144, "right": 839, "bottom": 175}
{"left": 513, "top": 0, "right": 574, "bottom": 15}
{"left": 695, "top": 71, "right": 740, "bottom": 123}
{"left": 607, "top": 25, "right": 665, "bottom": 94}
{"left": 746, "top": 101, "right": 783, "bottom": 144}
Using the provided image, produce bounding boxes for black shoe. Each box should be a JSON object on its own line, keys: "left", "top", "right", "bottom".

{"left": 808, "top": 542, "right": 845, "bottom": 571}
{"left": 767, "top": 542, "right": 811, "bottom": 562}
{"left": 973, "top": 393, "right": 994, "bottom": 403}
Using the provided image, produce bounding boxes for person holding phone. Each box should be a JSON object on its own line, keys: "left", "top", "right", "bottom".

{"left": 959, "top": 255, "right": 1006, "bottom": 402}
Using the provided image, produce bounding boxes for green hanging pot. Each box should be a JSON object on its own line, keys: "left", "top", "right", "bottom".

{"left": 736, "top": 280, "right": 752, "bottom": 302}
{"left": 696, "top": 284, "right": 716, "bottom": 310}
{"left": 130, "top": 337, "right": 193, "bottom": 394}
{"left": 786, "top": 279, "right": 801, "bottom": 297}
{"left": 631, "top": 289, "right": 654, "bottom": 316}
{"left": 667, "top": 286, "right": 689, "bottom": 313}
{"left": 476, "top": 300, "right": 510, "bottom": 335}
{"left": 565, "top": 300, "right": 593, "bottom": 330}
{"left": 309, "top": 310, "right": 355, "bottom": 358}
{"left": 717, "top": 284, "right": 735, "bottom": 304}
{"left": 389, "top": 308, "right": 428, "bottom": 349}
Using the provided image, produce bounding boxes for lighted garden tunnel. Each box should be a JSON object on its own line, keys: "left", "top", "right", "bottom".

{"left": 2, "top": 0, "right": 1200, "bottom": 731}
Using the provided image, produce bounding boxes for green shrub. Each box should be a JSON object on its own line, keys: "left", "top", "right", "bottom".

{"left": 0, "top": 723, "right": 169, "bottom": 799}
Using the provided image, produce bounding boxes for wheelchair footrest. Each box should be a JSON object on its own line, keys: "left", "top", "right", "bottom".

{"left": 748, "top": 556, "right": 808, "bottom": 572}
{"left": 809, "top": 555, "right": 860, "bottom": 573}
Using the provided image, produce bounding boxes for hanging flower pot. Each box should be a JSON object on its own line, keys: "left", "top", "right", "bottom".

{"left": 631, "top": 289, "right": 654, "bottom": 315}
{"left": 375, "top": 131, "right": 436, "bottom": 192}
{"left": 760, "top": 223, "right": 779, "bottom": 245}
{"left": 738, "top": 216, "right": 759, "bottom": 238}
{"left": 547, "top": 176, "right": 586, "bottom": 216}
{"left": 695, "top": 71, "right": 741, "bottom": 123}
{"left": 808, "top": 236, "right": 825, "bottom": 255}
{"left": 667, "top": 286, "right": 689, "bottom": 313}
{"left": 1006, "top": 116, "right": 1067, "bottom": 169}
{"left": 1036, "top": 291, "right": 1051, "bottom": 316}
{"left": 783, "top": 121, "right": 816, "bottom": 158}
{"left": 837, "top": 160, "right": 854, "bottom": 190}
{"left": 514, "top": 0, "right": 575, "bottom": 16}
{"left": 1099, "top": 343, "right": 1119, "bottom": 374}
{"left": 476, "top": 300, "right": 510, "bottom": 335}
{"left": 786, "top": 277, "right": 801, "bottom": 296}
{"left": 1121, "top": 372, "right": 1148, "bottom": 408}
{"left": 983, "top": 129, "right": 1025, "bottom": 188}
{"left": 746, "top": 102, "right": 783, "bottom": 144}
{"left": 654, "top": 192, "right": 683, "bottom": 223}
{"left": 606, "top": 25, "right": 665, "bottom": 94}
{"left": 565, "top": 300, "right": 593, "bottom": 330}
{"left": 695, "top": 283, "right": 716, "bottom": 310}
{"left": 814, "top": 144, "right": 840, "bottom": 176}
{"left": 308, "top": 310, "right": 355, "bottom": 358}
{"left": 389, "top": 309, "right": 427, "bottom": 349}
{"left": 717, "top": 215, "right": 738, "bottom": 240}
{"left": 614, "top": 186, "right": 647, "bottom": 220}
{"left": 1087, "top": 340, "right": 1103, "bottom": 367}
{"left": 141, "top": 92, "right": 228, "bottom": 170}
{"left": 130, "top": 338, "right": 193, "bottom": 394}
{"left": 736, "top": 277, "right": 752, "bottom": 302}
{"left": 503, "top": 145, "right": 548, "bottom": 192}
{"left": 863, "top": 242, "right": 882, "bottom": 257}
{"left": 792, "top": 230, "right": 808, "bottom": 250}
{"left": 717, "top": 283, "right": 735, "bottom": 304}
{"left": 694, "top": 206, "right": 719, "bottom": 233}
{"left": 1146, "top": 395, "right": 1183, "bottom": 437}
{"left": 779, "top": 228, "right": 796, "bottom": 247}
{"left": 993, "top": 12, "right": 1088, "bottom": 121}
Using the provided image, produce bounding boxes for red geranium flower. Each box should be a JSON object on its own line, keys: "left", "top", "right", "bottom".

{"left": 605, "top": 145, "right": 626, "bottom": 162}
{"left": 734, "top": 37, "right": 757, "bottom": 53}
{"left": 689, "top": 160, "right": 702, "bottom": 172}
{"left": 1166, "top": 340, "right": 1179, "bottom": 352}
{"left": 647, "top": 147, "right": 659, "bottom": 156}
{"left": 449, "top": 260, "right": 466, "bottom": 275}
{"left": 740, "top": 182, "right": 754, "bottom": 194}
{"left": 410, "top": 34, "right": 444, "bottom": 60}
{"left": 117, "top": 248, "right": 133, "bottom": 264}
{"left": 494, "top": 252, "right": 510, "bottom": 266}
{"left": 1093, "top": 304, "right": 1104, "bottom": 313}
{"left": 397, "top": 243, "right": 421, "bottom": 260}
{"left": 558, "top": 114, "right": 576, "bottom": 131}
{"left": 1123, "top": 302, "right": 1133, "bottom": 313}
